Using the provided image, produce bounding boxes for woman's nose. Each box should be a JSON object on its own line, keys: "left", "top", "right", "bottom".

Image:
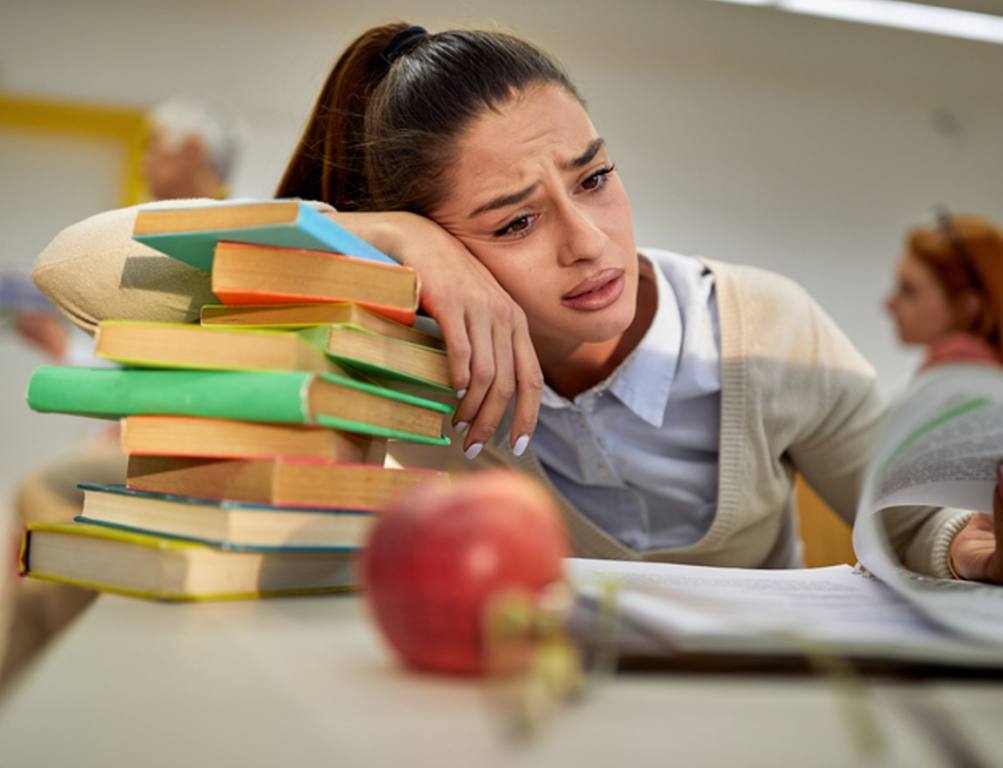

{"left": 557, "top": 203, "right": 605, "bottom": 266}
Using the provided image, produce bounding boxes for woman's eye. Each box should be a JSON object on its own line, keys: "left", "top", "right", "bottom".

{"left": 494, "top": 214, "right": 535, "bottom": 238}
{"left": 581, "top": 164, "right": 615, "bottom": 192}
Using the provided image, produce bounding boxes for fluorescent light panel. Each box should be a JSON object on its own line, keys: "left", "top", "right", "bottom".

{"left": 710, "top": 0, "right": 1003, "bottom": 45}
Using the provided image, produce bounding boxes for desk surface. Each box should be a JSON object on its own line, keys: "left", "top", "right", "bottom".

{"left": 0, "top": 593, "right": 1001, "bottom": 768}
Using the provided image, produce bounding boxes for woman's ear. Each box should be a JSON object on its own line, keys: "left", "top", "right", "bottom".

{"left": 954, "top": 290, "right": 984, "bottom": 330}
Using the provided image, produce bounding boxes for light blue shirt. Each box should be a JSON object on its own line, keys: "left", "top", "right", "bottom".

{"left": 533, "top": 249, "right": 721, "bottom": 552}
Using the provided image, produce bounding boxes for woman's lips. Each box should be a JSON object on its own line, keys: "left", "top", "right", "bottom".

{"left": 560, "top": 269, "right": 625, "bottom": 311}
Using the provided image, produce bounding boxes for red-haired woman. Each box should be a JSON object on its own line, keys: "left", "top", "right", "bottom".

{"left": 886, "top": 212, "right": 1003, "bottom": 371}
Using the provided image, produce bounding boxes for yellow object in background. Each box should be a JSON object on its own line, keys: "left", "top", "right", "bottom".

{"left": 797, "top": 475, "right": 856, "bottom": 567}
{"left": 0, "top": 93, "right": 147, "bottom": 206}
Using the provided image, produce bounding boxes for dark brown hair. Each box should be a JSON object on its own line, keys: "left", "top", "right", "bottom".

{"left": 907, "top": 214, "right": 1003, "bottom": 355}
{"left": 276, "top": 23, "right": 581, "bottom": 214}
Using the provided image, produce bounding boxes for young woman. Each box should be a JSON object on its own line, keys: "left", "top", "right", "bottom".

{"left": 886, "top": 212, "right": 1003, "bottom": 371}
{"left": 32, "top": 23, "right": 1003, "bottom": 582}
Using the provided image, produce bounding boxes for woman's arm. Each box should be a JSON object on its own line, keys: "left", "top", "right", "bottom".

{"left": 33, "top": 202, "right": 218, "bottom": 334}
{"left": 327, "top": 211, "right": 542, "bottom": 455}
{"left": 32, "top": 202, "right": 540, "bottom": 453}
{"left": 774, "top": 279, "right": 970, "bottom": 578}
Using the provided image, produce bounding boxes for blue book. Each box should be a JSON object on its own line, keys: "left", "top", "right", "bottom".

{"left": 132, "top": 199, "right": 397, "bottom": 271}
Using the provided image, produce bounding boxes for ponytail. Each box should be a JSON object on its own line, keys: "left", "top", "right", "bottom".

{"left": 277, "top": 23, "right": 580, "bottom": 216}
{"left": 276, "top": 22, "right": 408, "bottom": 210}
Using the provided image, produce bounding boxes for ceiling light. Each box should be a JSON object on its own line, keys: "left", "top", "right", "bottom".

{"left": 710, "top": 0, "right": 1003, "bottom": 45}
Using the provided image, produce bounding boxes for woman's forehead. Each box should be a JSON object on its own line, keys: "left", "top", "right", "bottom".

{"left": 445, "top": 85, "right": 599, "bottom": 204}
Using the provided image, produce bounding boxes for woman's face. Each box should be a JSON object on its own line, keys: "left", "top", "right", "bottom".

{"left": 885, "top": 253, "right": 953, "bottom": 345}
{"left": 430, "top": 84, "right": 638, "bottom": 359}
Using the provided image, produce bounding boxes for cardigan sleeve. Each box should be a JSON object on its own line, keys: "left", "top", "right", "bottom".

{"left": 779, "top": 280, "right": 970, "bottom": 577}
{"left": 32, "top": 198, "right": 335, "bottom": 334}
{"left": 32, "top": 200, "right": 219, "bottom": 334}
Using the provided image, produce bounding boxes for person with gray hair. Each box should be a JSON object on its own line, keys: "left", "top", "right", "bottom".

{"left": 142, "top": 97, "right": 241, "bottom": 200}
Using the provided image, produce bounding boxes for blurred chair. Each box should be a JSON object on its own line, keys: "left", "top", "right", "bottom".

{"left": 796, "top": 476, "right": 855, "bottom": 567}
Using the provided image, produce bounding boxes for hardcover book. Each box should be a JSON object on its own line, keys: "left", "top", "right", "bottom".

{"left": 27, "top": 366, "right": 452, "bottom": 444}
{"left": 210, "top": 242, "right": 419, "bottom": 325}
{"left": 95, "top": 321, "right": 342, "bottom": 374}
{"left": 301, "top": 325, "right": 451, "bottom": 390}
{"left": 76, "top": 483, "right": 373, "bottom": 552}
{"left": 20, "top": 522, "right": 357, "bottom": 601}
{"left": 200, "top": 302, "right": 445, "bottom": 349}
{"left": 132, "top": 199, "right": 396, "bottom": 271}
{"left": 126, "top": 455, "right": 448, "bottom": 511}
{"left": 120, "top": 415, "right": 386, "bottom": 464}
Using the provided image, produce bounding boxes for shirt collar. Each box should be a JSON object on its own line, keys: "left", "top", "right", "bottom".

{"left": 540, "top": 255, "right": 682, "bottom": 427}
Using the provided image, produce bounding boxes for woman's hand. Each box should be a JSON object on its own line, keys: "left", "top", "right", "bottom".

{"left": 329, "top": 211, "right": 542, "bottom": 458}
{"left": 948, "top": 464, "right": 1003, "bottom": 583}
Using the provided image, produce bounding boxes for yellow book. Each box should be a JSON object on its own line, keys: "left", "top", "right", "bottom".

{"left": 200, "top": 302, "right": 445, "bottom": 350}
{"left": 19, "top": 523, "right": 356, "bottom": 601}
{"left": 94, "top": 321, "right": 344, "bottom": 375}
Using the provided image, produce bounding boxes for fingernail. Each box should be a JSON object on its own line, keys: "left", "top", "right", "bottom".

{"left": 457, "top": 388, "right": 468, "bottom": 400}
{"left": 454, "top": 421, "right": 469, "bottom": 435}
{"left": 513, "top": 434, "right": 530, "bottom": 457}
{"left": 464, "top": 442, "right": 483, "bottom": 461}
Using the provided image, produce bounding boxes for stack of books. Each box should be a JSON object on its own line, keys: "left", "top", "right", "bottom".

{"left": 21, "top": 200, "right": 454, "bottom": 601}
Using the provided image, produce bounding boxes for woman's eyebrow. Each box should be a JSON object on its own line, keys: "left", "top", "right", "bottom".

{"left": 560, "top": 137, "right": 605, "bottom": 170}
{"left": 469, "top": 183, "right": 539, "bottom": 218}
{"left": 467, "top": 138, "right": 607, "bottom": 219}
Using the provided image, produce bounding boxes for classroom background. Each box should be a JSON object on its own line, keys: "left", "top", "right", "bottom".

{"left": 2, "top": 0, "right": 1002, "bottom": 542}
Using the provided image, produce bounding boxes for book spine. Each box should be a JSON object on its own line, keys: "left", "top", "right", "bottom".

{"left": 26, "top": 367, "right": 311, "bottom": 424}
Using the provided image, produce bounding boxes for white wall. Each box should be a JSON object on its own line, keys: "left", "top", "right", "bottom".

{"left": 1, "top": 0, "right": 1002, "bottom": 499}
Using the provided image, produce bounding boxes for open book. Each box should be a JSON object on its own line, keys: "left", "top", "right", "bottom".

{"left": 568, "top": 364, "right": 1003, "bottom": 671}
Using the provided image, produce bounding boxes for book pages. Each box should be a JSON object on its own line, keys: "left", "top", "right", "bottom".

{"left": 567, "top": 558, "right": 1003, "bottom": 665}
{"left": 854, "top": 364, "right": 1003, "bottom": 646}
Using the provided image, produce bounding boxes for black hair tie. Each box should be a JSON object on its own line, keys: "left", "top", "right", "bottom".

{"left": 382, "top": 26, "right": 428, "bottom": 66}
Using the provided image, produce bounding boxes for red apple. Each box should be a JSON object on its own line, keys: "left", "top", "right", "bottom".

{"left": 362, "top": 469, "right": 570, "bottom": 675}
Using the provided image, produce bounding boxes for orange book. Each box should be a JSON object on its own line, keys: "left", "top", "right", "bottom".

{"left": 211, "top": 242, "right": 419, "bottom": 325}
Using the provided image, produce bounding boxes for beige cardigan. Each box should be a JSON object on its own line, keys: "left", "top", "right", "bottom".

{"left": 33, "top": 203, "right": 969, "bottom": 577}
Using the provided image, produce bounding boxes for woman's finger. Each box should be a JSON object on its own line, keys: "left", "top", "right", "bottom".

{"left": 463, "top": 317, "right": 516, "bottom": 459}
{"left": 508, "top": 312, "right": 542, "bottom": 456}
{"left": 453, "top": 305, "right": 495, "bottom": 437}
{"left": 434, "top": 303, "right": 472, "bottom": 398}
{"left": 990, "top": 463, "right": 1003, "bottom": 582}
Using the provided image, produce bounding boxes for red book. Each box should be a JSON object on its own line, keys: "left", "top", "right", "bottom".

{"left": 211, "top": 242, "right": 420, "bottom": 325}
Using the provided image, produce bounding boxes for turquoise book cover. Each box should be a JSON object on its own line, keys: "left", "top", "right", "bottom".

{"left": 133, "top": 200, "right": 397, "bottom": 271}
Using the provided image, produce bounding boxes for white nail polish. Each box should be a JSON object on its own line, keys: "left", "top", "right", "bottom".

{"left": 513, "top": 434, "right": 530, "bottom": 457}
{"left": 457, "top": 388, "right": 468, "bottom": 400}
{"left": 464, "top": 442, "right": 483, "bottom": 461}
{"left": 454, "top": 421, "right": 469, "bottom": 435}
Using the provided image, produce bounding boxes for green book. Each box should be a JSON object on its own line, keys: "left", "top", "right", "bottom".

{"left": 27, "top": 366, "right": 451, "bottom": 444}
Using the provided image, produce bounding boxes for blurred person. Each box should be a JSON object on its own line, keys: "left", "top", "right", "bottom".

{"left": 11, "top": 98, "right": 240, "bottom": 363}
{"left": 886, "top": 211, "right": 1003, "bottom": 371}
{"left": 142, "top": 97, "right": 241, "bottom": 201}
{"left": 1, "top": 98, "right": 241, "bottom": 685}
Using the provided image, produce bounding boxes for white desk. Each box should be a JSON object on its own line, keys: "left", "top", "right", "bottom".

{"left": 0, "top": 593, "right": 1001, "bottom": 768}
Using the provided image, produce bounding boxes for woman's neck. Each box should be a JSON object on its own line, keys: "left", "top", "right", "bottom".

{"left": 537, "top": 257, "right": 658, "bottom": 400}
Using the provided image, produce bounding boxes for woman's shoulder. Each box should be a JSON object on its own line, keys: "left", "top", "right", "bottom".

{"left": 694, "top": 256, "right": 870, "bottom": 375}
